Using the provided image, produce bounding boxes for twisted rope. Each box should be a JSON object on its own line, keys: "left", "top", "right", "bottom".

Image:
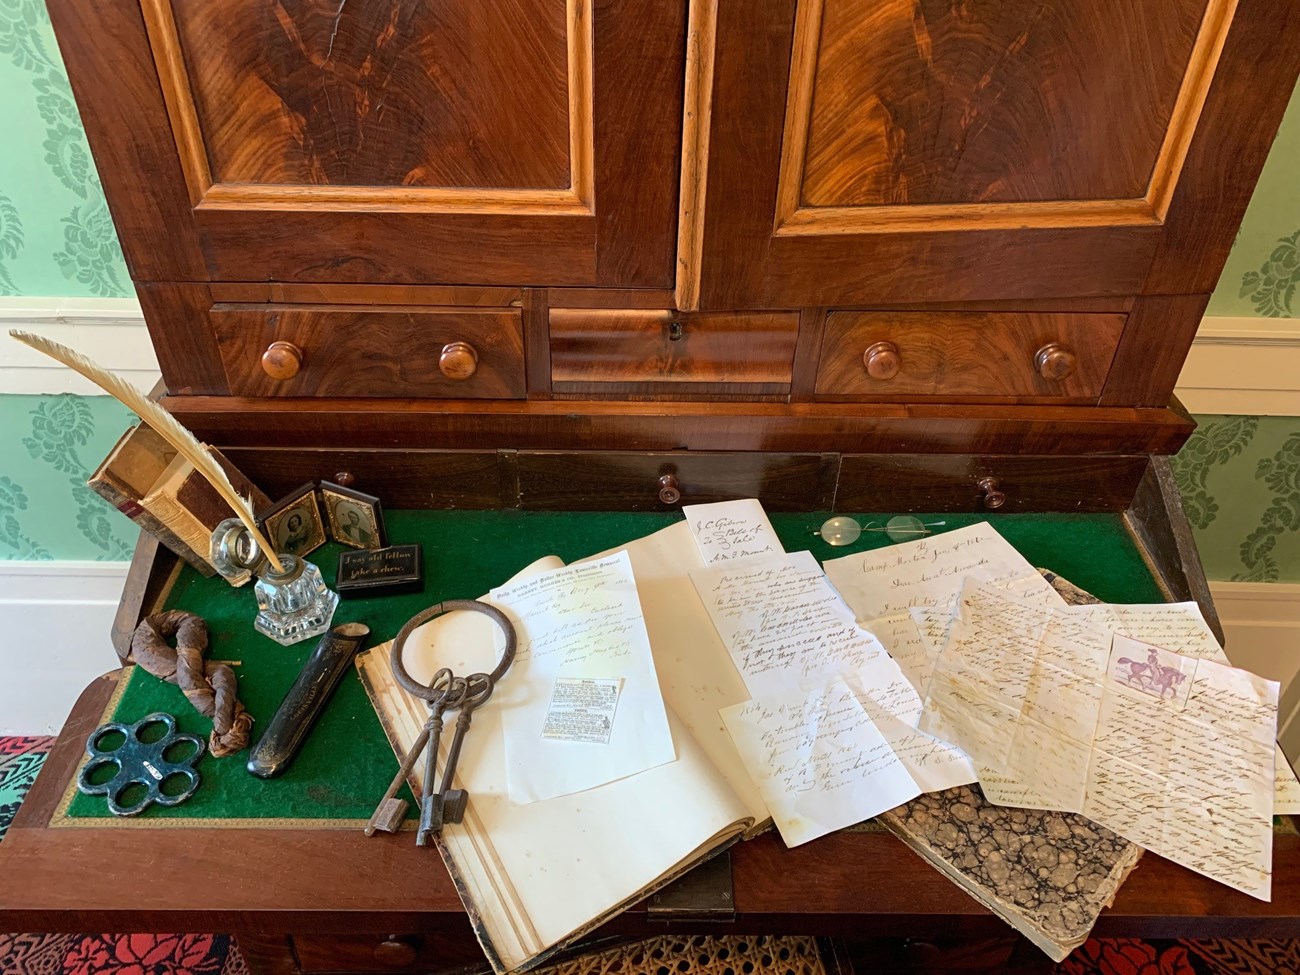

{"left": 128, "top": 609, "right": 253, "bottom": 758}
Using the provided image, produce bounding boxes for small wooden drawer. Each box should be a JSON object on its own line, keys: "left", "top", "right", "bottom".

{"left": 211, "top": 305, "right": 526, "bottom": 398}
{"left": 836, "top": 454, "right": 1150, "bottom": 512}
{"left": 815, "top": 311, "right": 1125, "bottom": 400}
{"left": 291, "top": 932, "right": 489, "bottom": 974}
{"left": 550, "top": 309, "right": 799, "bottom": 394}
{"left": 516, "top": 451, "right": 837, "bottom": 510}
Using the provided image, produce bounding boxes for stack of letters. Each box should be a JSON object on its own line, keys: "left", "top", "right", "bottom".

{"left": 361, "top": 502, "right": 1299, "bottom": 970}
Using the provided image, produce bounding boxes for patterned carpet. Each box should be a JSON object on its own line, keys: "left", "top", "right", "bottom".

{"left": 0, "top": 736, "right": 1295, "bottom": 975}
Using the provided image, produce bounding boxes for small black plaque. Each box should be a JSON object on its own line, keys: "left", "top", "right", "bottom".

{"left": 337, "top": 544, "right": 424, "bottom": 599}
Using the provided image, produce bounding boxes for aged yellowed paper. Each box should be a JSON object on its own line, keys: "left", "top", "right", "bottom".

{"left": 920, "top": 582, "right": 1278, "bottom": 900}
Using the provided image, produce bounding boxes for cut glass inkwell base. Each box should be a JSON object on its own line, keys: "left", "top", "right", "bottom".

{"left": 815, "top": 515, "right": 947, "bottom": 546}
{"left": 253, "top": 555, "right": 338, "bottom": 645}
{"left": 211, "top": 518, "right": 339, "bottom": 646}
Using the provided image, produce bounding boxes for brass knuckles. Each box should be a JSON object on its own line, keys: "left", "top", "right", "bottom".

{"left": 389, "top": 599, "right": 517, "bottom": 702}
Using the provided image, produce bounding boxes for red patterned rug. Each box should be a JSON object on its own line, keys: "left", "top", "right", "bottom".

{"left": 1, "top": 736, "right": 1294, "bottom": 975}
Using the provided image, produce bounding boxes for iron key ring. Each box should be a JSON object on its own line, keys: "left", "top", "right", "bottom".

{"left": 390, "top": 599, "right": 517, "bottom": 698}
{"left": 366, "top": 599, "right": 516, "bottom": 842}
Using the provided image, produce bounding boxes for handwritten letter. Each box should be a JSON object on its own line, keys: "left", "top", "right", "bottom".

{"left": 921, "top": 584, "right": 1279, "bottom": 899}
{"left": 824, "top": 522, "right": 1064, "bottom": 623}
{"left": 683, "top": 499, "right": 781, "bottom": 564}
{"left": 692, "top": 551, "right": 885, "bottom": 696}
{"left": 493, "top": 551, "right": 677, "bottom": 803}
{"left": 1085, "top": 635, "right": 1277, "bottom": 900}
{"left": 720, "top": 679, "right": 920, "bottom": 846}
{"left": 825, "top": 523, "right": 1065, "bottom": 682}
{"left": 692, "top": 551, "right": 976, "bottom": 794}
{"left": 1069, "top": 601, "right": 1300, "bottom": 814}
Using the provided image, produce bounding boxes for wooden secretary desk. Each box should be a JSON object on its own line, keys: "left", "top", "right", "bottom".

{"left": 4, "top": 1, "right": 1300, "bottom": 973}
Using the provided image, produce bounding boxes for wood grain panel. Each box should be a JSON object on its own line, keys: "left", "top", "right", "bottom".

{"left": 815, "top": 312, "right": 1125, "bottom": 400}
{"left": 793, "top": 0, "right": 1206, "bottom": 209}
{"left": 759, "top": 227, "right": 1160, "bottom": 308}
{"left": 211, "top": 306, "right": 525, "bottom": 398}
{"left": 194, "top": 208, "right": 597, "bottom": 285}
{"left": 835, "top": 455, "right": 1149, "bottom": 513}
{"left": 517, "top": 451, "right": 837, "bottom": 510}
{"left": 694, "top": 0, "right": 1168, "bottom": 309}
{"left": 134, "top": 283, "right": 229, "bottom": 395}
{"left": 1143, "top": 0, "right": 1300, "bottom": 294}
{"left": 161, "top": 0, "right": 572, "bottom": 192}
{"left": 44, "top": 0, "right": 205, "bottom": 281}
{"left": 675, "top": 0, "right": 718, "bottom": 310}
{"left": 1100, "top": 294, "right": 1210, "bottom": 407}
{"left": 220, "top": 449, "right": 501, "bottom": 509}
{"left": 592, "top": 0, "right": 686, "bottom": 286}
{"left": 208, "top": 282, "right": 525, "bottom": 307}
{"left": 161, "top": 396, "right": 1195, "bottom": 457}
{"left": 292, "top": 932, "right": 488, "bottom": 974}
{"left": 550, "top": 310, "right": 798, "bottom": 388}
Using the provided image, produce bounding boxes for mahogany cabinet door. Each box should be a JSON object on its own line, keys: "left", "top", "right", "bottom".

{"left": 47, "top": 0, "right": 684, "bottom": 289}
{"left": 681, "top": 0, "right": 1300, "bottom": 310}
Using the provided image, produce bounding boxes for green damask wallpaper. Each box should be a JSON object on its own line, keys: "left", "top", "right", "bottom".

{"left": 0, "top": 0, "right": 130, "bottom": 296}
{"left": 0, "top": 1, "right": 1296, "bottom": 574}
{"left": 0, "top": 395, "right": 136, "bottom": 560}
{"left": 1172, "top": 417, "right": 1300, "bottom": 582}
{"left": 1210, "top": 90, "right": 1300, "bottom": 318}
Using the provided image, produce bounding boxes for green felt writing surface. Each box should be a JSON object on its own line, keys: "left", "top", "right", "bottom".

{"left": 65, "top": 510, "right": 1161, "bottom": 822}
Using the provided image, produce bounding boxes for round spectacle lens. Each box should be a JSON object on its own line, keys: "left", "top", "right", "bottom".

{"left": 816, "top": 516, "right": 862, "bottom": 546}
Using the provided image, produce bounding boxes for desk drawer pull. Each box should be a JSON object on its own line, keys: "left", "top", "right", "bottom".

{"left": 978, "top": 476, "right": 1007, "bottom": 509}
{"left": 1034, "top": 341, "right": 1077, "bottom": 381}
{"left": 439, "top": 341, "right": 479, "bottom": 381}
{"left": 372, "top": 936, "right": 420, "bottom": 968}
{"left": 261, "top": 341, "right": 303, "bottom": 381}
{"left": 862, "top": 340, "right": 901, "bottom": 380}
{"left": 658, "top": 473, "right": 682, "bottom": 505}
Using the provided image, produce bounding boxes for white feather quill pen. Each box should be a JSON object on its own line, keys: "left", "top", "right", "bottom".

{"left": 10, "top": 329, "right": 283, "bottom": 572}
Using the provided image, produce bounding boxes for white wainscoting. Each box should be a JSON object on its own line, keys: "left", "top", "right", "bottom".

{"left": 0, "top": 296, "right": 158, "bottom": 394}
{"left": 1176, "top": 316, "right": 1300, "bottom": 416}
{"left": 1212, "top": 581, "right": 1300, "bottom": 691}
{"left": 0, "top": 560, "right": 129, "bottom": 734}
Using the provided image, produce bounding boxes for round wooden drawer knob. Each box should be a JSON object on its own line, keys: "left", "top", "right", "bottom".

{"left": 862, "top": 341, "right": 901, "bottom": 380}
{"left": 657, "top": 474, "right": 682, "bottom": 505}
{"left": 260, "top": 341, "right": 303, "bottom": 381}
{"left": 978, "top": 476, "right": 1007, "bottom": 510}
{"left": 372, "top": 937, "right": 419, "bottom": 968}
{"left": 1034, "top": 342, "right": 1077, "bottom": 381}
{"left": 439, "top": 341, "right": 479, "bottom": 381}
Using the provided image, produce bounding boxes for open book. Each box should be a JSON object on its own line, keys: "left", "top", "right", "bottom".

{"left": 356, "top": 519, "right": 776, "bottom": 974}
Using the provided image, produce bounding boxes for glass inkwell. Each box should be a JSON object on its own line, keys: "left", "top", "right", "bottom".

{"left": 210, "top": 518, "right": 338, "bottom": 645}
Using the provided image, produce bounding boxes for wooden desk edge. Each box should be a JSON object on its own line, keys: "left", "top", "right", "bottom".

{"left": 1, "top": 674, "right": 1297, "bottom": 940}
